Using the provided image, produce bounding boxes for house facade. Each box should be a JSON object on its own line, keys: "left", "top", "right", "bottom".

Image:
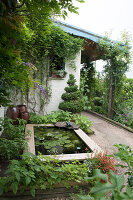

{"left": 0, "top": 21, "right": 105, "bottom": 117}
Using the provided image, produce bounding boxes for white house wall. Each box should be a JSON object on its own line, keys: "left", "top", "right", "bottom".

{"left": 4, "top": 51, "right": 81, "bottom": 116}
{"left": 45, "top": 51, "right": 82, "bottom": 114}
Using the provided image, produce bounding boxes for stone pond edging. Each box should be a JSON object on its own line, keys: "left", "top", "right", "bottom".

{"left": 25, "top": 124, "right": 103, "bottom": 161}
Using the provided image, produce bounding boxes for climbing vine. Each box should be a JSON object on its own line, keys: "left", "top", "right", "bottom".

{"left": 98, "top": 33, "right": 131, "bottom": 118}
{"left": 0, "top": 0, "right": 84, "bottom": 107}
{"left": 23, "top": 24, "right": 83, "bottom": 70}
{"left": 17, "top": 24, "right": 83, "bottom": 113}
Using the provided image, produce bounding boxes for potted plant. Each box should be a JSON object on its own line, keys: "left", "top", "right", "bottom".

{"left": 52, "top": 69, "right": 67, "bottom": 78}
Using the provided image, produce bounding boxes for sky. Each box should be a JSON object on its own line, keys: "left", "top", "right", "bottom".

{"left": 59, "top": 0, "right": 133, "bottom": 78}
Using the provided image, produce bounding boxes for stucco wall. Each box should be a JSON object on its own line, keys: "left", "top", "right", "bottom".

{"left": 4, "top": 51, "right": 82, "bottom": 116}
{"left": 45, "top": 51, "right": 82, "bottom": 114}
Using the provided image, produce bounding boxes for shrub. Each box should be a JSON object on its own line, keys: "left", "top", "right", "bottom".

{"left": 0, "top": 153, "right": 88, "bottom": 197}
{"left": 29, "top": 110, "right": 72, "bottom": 124}
{"left": 84, "top": 152, "right": 116, "bottom": 177}
{"left": 29, "top": 112, "right": 47, "bottom": 124}
{"left": 0, "top": 118, "right": 27, "bottom": 160}
{"left": 61, "top": 91, "right": 81, "bottom": 101}
{"left": 59, "top": 74, "right": 84, "bottom": 113}
{"left": 113, "top": 99, "right": 133, "bottom": 129}
{"left": 73, "top": 114, "right": 93, "bottom": 134}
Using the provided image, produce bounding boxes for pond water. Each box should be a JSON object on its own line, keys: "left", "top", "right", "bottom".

{"left": 34, "top": 126, "right": 91, "bottom": 155}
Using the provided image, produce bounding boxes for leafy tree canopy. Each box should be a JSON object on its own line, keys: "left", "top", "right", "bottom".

{"left": 0, "top": 0, "right": 84, "bottom": 107}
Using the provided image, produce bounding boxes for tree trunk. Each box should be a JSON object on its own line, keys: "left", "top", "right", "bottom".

{"left": 108, "top": 73, "right": 115, "bottom": 119}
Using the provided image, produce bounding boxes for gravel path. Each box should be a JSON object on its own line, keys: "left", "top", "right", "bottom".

{"left": 82, "top": 111, "right": 133, "bottom": 177}
{"left": 82, "top": 111, "right": 133, "bottom": 153}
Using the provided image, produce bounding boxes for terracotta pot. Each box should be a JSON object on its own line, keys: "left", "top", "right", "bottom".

{"left": 52, "top": 71, "right": 57, "bottom": 78}
{"left": 17, "top": 105, "right": 27, "bottom": 113}
{"left": 6, "top": 107, "right": 19, "bottom": 125}
{"left": 20, "top": 111, "right": 29, "bottom": 123}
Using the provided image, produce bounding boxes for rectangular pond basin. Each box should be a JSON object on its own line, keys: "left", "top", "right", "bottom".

{"left": 25, "top": 124, "right": 102, "bottom": 161}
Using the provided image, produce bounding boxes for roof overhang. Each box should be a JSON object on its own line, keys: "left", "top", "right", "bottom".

{"left": 54, "top": 20, "right": 131, "bottom": 62}
{"left": 54, "top": 20, "right": 104, "bottom": 61}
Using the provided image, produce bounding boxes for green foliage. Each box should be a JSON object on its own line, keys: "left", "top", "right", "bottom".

{"left": 113, "top": 99, "right": 133, "bottom": 128}
{"left": 0, "top": 27, "right": 35, "bottom": 106}
{"left": 98, "top": 33, "right": 131, "bottom": 118}
{"left": 59, "top": 100, "right": 84, "bottom": 113}
{"left": 65, "top": 85, "right": 78, "bottom": 93}
{"left": 80, "top": 67, "right": 107, "bottom": 115}
{"left": 35, "top": 127, "right": 72, "bottom": 154}
{"left": 84, "top": 169, "right": 133, "bottom": 200}
{"left": 75, "top": 144, "right": 133, "bottom": 199}
{"left": 122, "top": 78, "right": 133, "bottom": 101}
{"left": 23, "top": 24, "right": 83, "bottom": 69}
{"left": 84, "top": 152, "right": 116, "bottom": 177}
{"left": 47, "top": 110, "right": 73, "bottom": 123}
{"left": 0, "top": 0, "right": 84, "bottom": 106}
{"left": 73, "top": 114, "right": 93, "bottom": 134}
{"left": 112, "top": 78, "right": 133, "bottom": 128}
{"left": 80, "top": 61, "right": 96, "bottom": 100}
{"left": 29, "top": 113, "right": 46, "bottom": 124}
{"left": 30, "top": 110, "right": 73, "bottom": 124}
{"left": 0, "top": 118, "right": 27, "bottom": 160}
{"left": 80, "top": 34, "right": 131, "bottom": 118}
{"left": 56, "top": 69, "right": 67, "bottom": 78}
{"left": 62, "top": 91, "right": 81, "bottom": 101}
{"left": 30, "top": 111, "right": 93, "bottom": 135}
{"left": 113, "top": 144, "right": 133, "bottom": 176}
{"left": 0, "top": 153, "right": 88, "bottom": 197}
{"left": 59, "top": 74, "right": 84, "bottom": 113}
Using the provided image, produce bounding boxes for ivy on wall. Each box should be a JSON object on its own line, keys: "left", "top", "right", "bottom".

{"left": 23, "top": 24, "right": 83, "bottom": 70}
{"left": 20, "top": 24, "right": 83, "bottom": 113}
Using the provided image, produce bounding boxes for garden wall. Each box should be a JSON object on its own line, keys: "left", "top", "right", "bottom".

{"left": 6, "top": 51, "right": 82, "bottom": 115}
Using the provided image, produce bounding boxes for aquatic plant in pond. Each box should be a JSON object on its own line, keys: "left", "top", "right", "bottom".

{"left": 34, "top": 127, "right": 91, "bottom": 155}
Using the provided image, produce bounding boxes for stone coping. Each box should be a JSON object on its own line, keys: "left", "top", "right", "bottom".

{"left": 25, "top": 124, "right": 103, "bottom": 161}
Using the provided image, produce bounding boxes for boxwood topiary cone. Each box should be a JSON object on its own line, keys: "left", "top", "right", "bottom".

{"left": 59, "top": 74, "right": 84, "bottom": 113}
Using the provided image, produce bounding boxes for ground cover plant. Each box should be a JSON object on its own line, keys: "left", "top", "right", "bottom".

{"left": 29, "top": 110, "right": 93, "bottom": 135}
{"left": 73, "top": 114, "right": 93, "bottom": 134}
{"left": 0, "top": 118, "right": 27, "bottom": 160}
{"left": 29, "top": 110, "right": 73, "bottom": 124}
{"left": 0, "top": 152, "right": 88, "bottom": 197}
